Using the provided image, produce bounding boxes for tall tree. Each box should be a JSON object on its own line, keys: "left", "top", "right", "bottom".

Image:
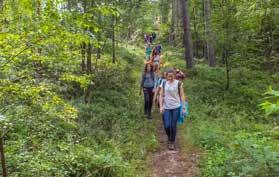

{"left": 169, "top": 0, "right": 176, "bottom": 44}
{"left": 0, "top": 0, "right": 4, "bottom": 10}
{"left": 81, "top": 42, "right": 86, "bottom": 72}
{"left": 160, "top": 0, "right": 169, "bottom": 24}
{"left": 86, "top": 43, "right": 92, "bottom": 73}
{"left": 112, "top": 16, "right": 116, "bottom": 63}
{"left": 204, "top": 0, "right": 216, "bottom": 66}
{"left": 0, "top": 137, "right": 7, "bottom": 177}
{"left": 180, "top": 0, "right": 194, "bottom": 68}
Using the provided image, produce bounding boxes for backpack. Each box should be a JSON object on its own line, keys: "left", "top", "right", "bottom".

{"left": 178, "top": 101, "right": 189, "bottom": 124}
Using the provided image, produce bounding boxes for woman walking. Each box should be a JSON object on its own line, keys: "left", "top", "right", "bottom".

{"left": 159, "top": 69, "right": 186, "bottom": 150}
{"left": 140, "top": 63, "right": 155, "bottom": 119}
{"left": 153, "top": 70, "right": 166, "bottom": 108}
{"left": 145, "top": 42, "right": 152, "bottom": 61}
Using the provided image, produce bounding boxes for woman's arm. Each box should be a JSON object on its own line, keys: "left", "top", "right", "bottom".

{"left": 153, "top": 87, "right": 160, "bottom": 102}
{"left": 180, "top": 83, "right": 187, "bottom": 113}
{"left": 159, "top": 86, "right": 164, "bottom": 113}
{"left": 180, "top": 82, "right": 186, "bottom": 105}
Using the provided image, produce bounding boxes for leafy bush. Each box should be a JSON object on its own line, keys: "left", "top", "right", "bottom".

{"left": 182, "top": 64, "right": 279, "bottom": 177}
{"left": 1, "top": 45, "right": 156, "bottom": 177}
{"left": 260, "top": 87, "right": 279, "bottom": 116}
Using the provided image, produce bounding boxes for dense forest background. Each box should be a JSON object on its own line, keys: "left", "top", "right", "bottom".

{"left": 0, "top": 0, "right": 278, "bottom": 176}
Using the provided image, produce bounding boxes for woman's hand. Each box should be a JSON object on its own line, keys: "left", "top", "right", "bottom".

{"left": 160, "top": 107, "right": 164, "bottom": 114}
{"left": 182, "top": 107, "right": 186, "bottom": 114}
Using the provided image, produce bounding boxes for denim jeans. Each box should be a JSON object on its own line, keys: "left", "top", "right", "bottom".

{"left": 143, "top": 87, "right": 154, "bottom": 116}
{"left": 163, "top": 107, "right": 180, "bottom": 142}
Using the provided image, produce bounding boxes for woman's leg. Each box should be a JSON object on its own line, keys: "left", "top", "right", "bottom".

{"left": 146, "top": 88, "right": 153, "bottom": 117}
{"left": 163, "top": 110, "right": 171, "bottom": 142}
{"left": 169, "top": 107, "right": 180, "bottom": 143}
{"left": 143, "top": 89, "right": 149, "bottom": 115}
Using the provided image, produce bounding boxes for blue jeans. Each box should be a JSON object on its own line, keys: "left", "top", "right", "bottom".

{"left": 163, "top": 107, "right": 180, "bottom": 142}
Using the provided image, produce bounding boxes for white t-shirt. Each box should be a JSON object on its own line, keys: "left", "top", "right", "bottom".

{"left": 161, "top": 80, "right": 181, "bottom": 110}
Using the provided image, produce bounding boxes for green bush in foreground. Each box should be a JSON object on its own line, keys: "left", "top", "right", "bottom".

{"left": 183, "top": 64, "right": 279, "bottom": 177}
{"left": 1, "top": 47, "right": 156, "bottom": 177}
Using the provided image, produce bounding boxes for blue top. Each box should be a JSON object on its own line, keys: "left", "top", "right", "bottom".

{"left": 141, "top": 72, "right": 155, "bottom": 88}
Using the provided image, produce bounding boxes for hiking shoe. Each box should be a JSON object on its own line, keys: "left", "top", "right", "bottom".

{"left": 144, "top": 111, "right": 147, "bottom": 117}
{"left": 168, "top": 143, "right": 175, "bottom": 151}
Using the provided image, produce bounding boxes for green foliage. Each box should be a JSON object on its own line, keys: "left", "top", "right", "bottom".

{"left": 260, "top": 87, "right": 279, "bottom": 116}
{"left": 0, "top": 42, "right": 157, "bottom": 176}
{"left": 181, "top": 63, "right": 279, "bottom": 177}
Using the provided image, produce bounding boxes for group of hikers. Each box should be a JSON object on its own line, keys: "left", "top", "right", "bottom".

{"left": 140, "top": 33, "right": 187, "bottom": 151}
{"left": 144, "top": 32, "right": 157, "bottom": 44}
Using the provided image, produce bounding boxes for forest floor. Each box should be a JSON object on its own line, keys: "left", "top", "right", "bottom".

{"left": 149, "top": 111, "right": 201, "bottom": 177}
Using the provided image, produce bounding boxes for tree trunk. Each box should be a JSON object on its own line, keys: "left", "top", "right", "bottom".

{"left": 160, "top": 0, "right": 169, "bottom": 24}
{"left": 180, "top": 0, "right": 194, "bottom": 68}
{"left": 169, "top": 0, "right": 176, "bottom": 44}
{"left": 96, "top": 48, "right": 101, "bottom": 60}
{"left": 84, "top": 83, "right": 93, "bottom": 104}
{"left": 86, "top": 43, "right": 92, "bottom": 73}
{"left": 112, "top": 17, "right": 116, "bottom": 64}
{"left": 81, "top": 42, "right": 86, "bottom": 72}
{"left": 175, "top": 0, "right": 182, "bottom": 45}
{"left": 224, "top": 48, "right": 230, "bottom": 90}
{"left": 96, "top": 13, "right": 102, "bottom": 60}
{"left": 0, "top": 0, "right": 4, "bottom": 11}
{"left": 192, "top": 6, "right": 199, "bottom": 58}
{"left": 0, "top": 137, "right": 8, "bottom": 177}
{"left": 204, "top": 0, "right": 216, "bottom": 66}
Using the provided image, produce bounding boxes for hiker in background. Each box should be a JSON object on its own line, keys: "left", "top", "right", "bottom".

{"left": 140, "top": 63, "right": 155, "bottom": 119}
{"left": 153, "top": 67, "right": 161, "bottom": 104}
{"left": 149, "top": 33, "right": 154, "bottom": 44}
{"left": 152, "top": 48, "right": 161, "bottom": 71}
{"left": 153, "top": 70, "right": 167, "bottom": 108}
{"left": 159, "top": 69, "right": 186, "bottom": 150}
{"left": 174, "top": 68, "right": 186, "bottom": 81}
{"left": 144, "top": 33, "right": 148, "bottom": 43}
{"left": 152, "top": 32, "right": 157, "bottom": 42}
{"left": 155, "top": 44, "right": 162, "bottom": 55}
{"left": 145, "top": 42, "right": 152, "bottom": 61}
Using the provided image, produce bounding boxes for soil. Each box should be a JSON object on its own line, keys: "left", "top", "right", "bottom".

{"left": 149, "top": 117, "right": 200, "bottom": 177}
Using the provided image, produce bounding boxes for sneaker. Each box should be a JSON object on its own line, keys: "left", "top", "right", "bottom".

{"left": 144, "top": 111, "right": 147, "bottom": 116}
{"left": 168, "top": 142, "right": 175, "bottom": 151}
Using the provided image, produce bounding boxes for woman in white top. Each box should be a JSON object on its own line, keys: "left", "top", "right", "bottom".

{"left": 159, "top": 69, "right": 186, "bottom": 150}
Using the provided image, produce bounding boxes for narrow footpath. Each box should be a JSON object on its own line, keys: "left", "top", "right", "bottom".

{"left": 141, "top": 41, "right": 201, "bottom": 177}
{"left": 149, "top": 115, "right": 200, "bottom": 177}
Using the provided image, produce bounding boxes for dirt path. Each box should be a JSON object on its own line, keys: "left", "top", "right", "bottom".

{"left": 149, "top": 115, "right": 200, "bottom": 177}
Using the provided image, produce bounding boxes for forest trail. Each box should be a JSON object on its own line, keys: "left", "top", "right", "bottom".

{"left": 149, "top": 112, "right": 200, "bottom": 177}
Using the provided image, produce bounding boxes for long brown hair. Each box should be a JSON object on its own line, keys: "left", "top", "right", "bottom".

{"left": 144, "top": 63, "right": 154, "bottom": 74}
